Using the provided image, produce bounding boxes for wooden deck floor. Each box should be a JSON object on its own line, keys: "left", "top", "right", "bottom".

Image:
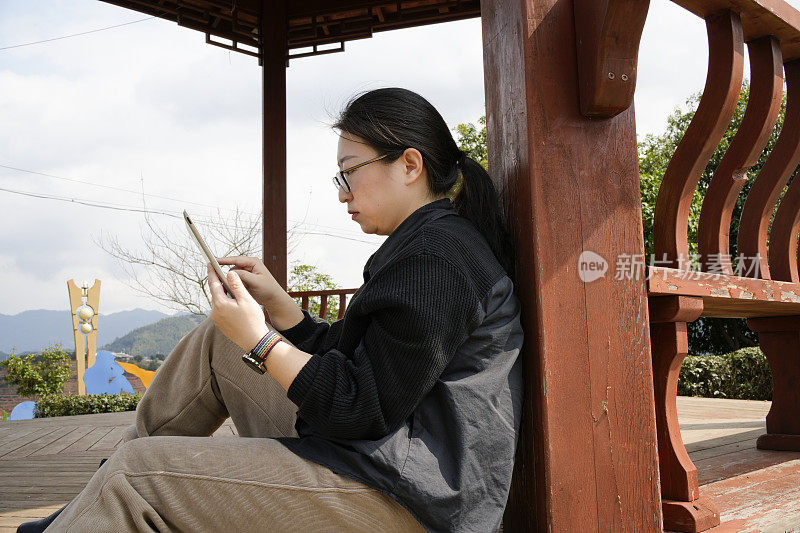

{"left": 0, "top": 397, "right": 797, "bottom": 532}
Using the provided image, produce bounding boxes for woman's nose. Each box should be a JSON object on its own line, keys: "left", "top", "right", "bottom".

{"left": 338, "top": 187, "right": 352, "bottom": 203}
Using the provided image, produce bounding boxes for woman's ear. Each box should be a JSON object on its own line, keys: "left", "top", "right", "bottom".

{"left": 401, "top": 148, "right": 425, "bottom": 185}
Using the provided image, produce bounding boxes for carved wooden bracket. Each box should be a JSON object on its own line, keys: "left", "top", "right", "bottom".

{"left": 574, "top": 0, "right": 650, "bottom": 118}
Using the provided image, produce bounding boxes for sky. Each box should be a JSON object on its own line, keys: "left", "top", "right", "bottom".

{"left": 1, "top": 0, "right": 796, "bottom": 315}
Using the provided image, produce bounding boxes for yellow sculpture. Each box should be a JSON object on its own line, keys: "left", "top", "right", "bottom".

{"left": 117, "top": 361, "right": 157, "bottom": 389}
{"left": 67, "top": 279, "right": 100, "bottom": 396}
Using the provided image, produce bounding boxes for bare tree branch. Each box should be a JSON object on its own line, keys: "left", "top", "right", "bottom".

{"left": 94, "top": 205, "right": 300, "bottom": 315}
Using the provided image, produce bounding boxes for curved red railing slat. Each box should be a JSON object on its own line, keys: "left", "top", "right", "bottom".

{"left": 653, "top": 10, "right": 745, "bottom": 269}
{"left": 744, "top": 59, "right": 800, "bottom": 281}
{"left": 697, "top": 35, "right": 783, "bottom": 275}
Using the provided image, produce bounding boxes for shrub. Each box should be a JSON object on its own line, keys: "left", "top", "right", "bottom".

{"left": 34, "top": 393, "right": 141, "bottom": 418}
{"left": 0, "top": 345, "right": 71, "bottom": 397}
{"left": 678, "top": 347, "right": 772, "bottom": 401}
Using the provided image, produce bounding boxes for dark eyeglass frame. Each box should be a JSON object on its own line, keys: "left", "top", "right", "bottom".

{"left": 332, "top": 154, "right": 389, "bottom": 193}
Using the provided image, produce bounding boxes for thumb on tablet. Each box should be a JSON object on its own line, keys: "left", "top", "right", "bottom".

{"left": 227, "top": 271, "right": 251, "bottom": 301}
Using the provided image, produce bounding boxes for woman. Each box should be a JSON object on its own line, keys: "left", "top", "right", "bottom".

{"left": 22, "top": 87, "right": 524, "bottom": 533}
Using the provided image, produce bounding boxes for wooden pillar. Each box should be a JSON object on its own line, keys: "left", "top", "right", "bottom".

{"left": 480, "top": 0, "right": 662, "bottom": 529}
{"left": 649, "top": 296, "right": 720, "bottom": 533}
{"left": 261, "top": 0, "right": 288, "bottom": 290}
{"left": 747, "top": 316, "right": 800, "bottom": 451}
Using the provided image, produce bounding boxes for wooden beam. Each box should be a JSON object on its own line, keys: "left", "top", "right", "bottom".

{"left": 671, "top": 0, "right": 800, "bottom": 61}
{"left": 573, "top": 0, "right": 650, "bottom": 118}
{"left": 261, "top": 0, "right": 288, "bottom": 290}
{"left": 481, "top": 0, "right": 661, "bottom": 529}
{"left": 648, "top": 266, "right": 800, "bottom": 317}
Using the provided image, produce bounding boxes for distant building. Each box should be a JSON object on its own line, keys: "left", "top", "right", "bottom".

{"left": 112, "top": 352, "right": 134, "bottom": 362}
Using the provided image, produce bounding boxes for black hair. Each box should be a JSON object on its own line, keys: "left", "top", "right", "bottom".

{"left": 333, "top": 87, "right": 515, "bottom": 279}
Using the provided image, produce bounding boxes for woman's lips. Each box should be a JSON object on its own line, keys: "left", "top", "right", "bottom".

{"left": 351, "top": 212, "right": 359, "bottom": 220}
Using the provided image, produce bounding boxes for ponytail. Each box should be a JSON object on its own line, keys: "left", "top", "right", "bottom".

{"left": 334, "top": 88, "right": 515, "bottom": 279}
{"left": 453, "top": 154, "right": 516, "bottom": 280}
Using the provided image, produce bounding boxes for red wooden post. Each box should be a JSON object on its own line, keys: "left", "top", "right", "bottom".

{"left": 746, "top": 316, "right": 800, "bottom": 451}
{"left": 261, "top": 0, "right": 288, "bottom": 290}
{"left": 481, "top": 0, "right": 661, "bottom": 529}
{"left": 649, "top": 296, "right": 720, "bottom": 532}
{"left": 319, "top": 294, "right": 328, "bottom": 319}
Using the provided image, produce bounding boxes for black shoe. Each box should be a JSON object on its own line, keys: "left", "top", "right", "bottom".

{"left": 16, "top": 505, "right": 66, "bottom": 533}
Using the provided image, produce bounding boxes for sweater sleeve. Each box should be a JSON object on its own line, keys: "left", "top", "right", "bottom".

{"left": 277, "top": 309, "right": 338, "bottom": 354}
{"left": 285, "top": 253, "right": 479, "bottom": 440}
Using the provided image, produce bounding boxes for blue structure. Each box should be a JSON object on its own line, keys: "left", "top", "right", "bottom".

{"left": 8, "top": 401, "right": 36, "bottom": 420}
{"left": 82, "top": 350, "right": 134, "bottom": 395}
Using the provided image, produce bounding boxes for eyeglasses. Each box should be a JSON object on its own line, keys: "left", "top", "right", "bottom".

{"left": 332, "top": 154, "right": 389, "bottom": 193}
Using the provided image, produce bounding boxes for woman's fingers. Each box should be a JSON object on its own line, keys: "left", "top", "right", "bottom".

{"left": 207, "top": 265, "right": 227, "bottom": 305}
{"left": 218, "top": 256, "right": 258, "bottom": 270}
{"left": 225, "top": 271, "right": 252, "bottom": 302}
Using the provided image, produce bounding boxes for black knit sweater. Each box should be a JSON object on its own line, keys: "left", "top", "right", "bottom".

{"left": 283, "top": 203, "right": 481, "bottom": 439}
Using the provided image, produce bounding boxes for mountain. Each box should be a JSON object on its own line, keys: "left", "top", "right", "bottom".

{"left": 102, "top": 314, "right": 204, "bottom": 358}
{"left": 0, "top": 309, "right": 171, "bottom": 354}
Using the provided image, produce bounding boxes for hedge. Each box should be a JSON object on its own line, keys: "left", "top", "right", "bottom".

{"left": 678, "top": 347, "right": 772, "bottom": 401}
{"left": 34, "top": 393, "right": 142, "bottom": 418}
{"left": 20, "top": 348, "right": 773, "bottom": 417}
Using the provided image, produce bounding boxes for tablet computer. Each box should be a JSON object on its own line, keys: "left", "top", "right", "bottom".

{"left": 183, "top": 210, "right": 233, "bottom": 296}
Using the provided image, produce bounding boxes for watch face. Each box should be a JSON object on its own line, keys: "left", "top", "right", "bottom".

{"left": 242, "top": 353, "right": 266, "bottom": 374}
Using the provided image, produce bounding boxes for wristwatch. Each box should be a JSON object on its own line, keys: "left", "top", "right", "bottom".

{"left": 242, "top": 330, "right": 284, "bottom": 374}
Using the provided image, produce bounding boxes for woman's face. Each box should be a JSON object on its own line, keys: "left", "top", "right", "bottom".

{"left": 336, "top": 133, "right": 423, "bottom": 236}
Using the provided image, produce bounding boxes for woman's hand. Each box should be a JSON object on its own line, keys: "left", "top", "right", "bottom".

{"left": 208, "top": 265, "right": 270, "bottom": 351}
{"left": 217, "top": 256, "right": 284, "bottom": 307}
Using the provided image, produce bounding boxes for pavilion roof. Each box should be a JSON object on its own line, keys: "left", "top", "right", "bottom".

{"left": 98, "top": 0, "right": 480, "bottom": 60}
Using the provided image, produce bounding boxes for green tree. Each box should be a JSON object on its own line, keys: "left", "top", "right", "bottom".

{"left": 0, "top": 345, "right": 71, "bottom": 397}
{"left": 455, "top": 81, "right": 790, "bottom": 354}
{"left": 454, "top": 116, "right": 488, "bottom": 169}
{"left": 289, "top": 261, "right": 342, "bottom": 325}
{"left": 133, "top": 354, "right": 143, "bottom": 363}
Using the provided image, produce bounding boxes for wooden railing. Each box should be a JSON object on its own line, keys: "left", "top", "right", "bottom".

{"left": 652, "top": 8, "right": 800, "bottom": 281}
{"left": 577, "top": 2, "right": 800, "bottom": 531}
{"left": 287, "top": 288, "right": 359, "bottom": 320}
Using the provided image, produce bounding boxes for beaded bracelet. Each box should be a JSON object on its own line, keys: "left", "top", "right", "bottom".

{"left": 242, "top": 330, "right": 284, "bottom": 374}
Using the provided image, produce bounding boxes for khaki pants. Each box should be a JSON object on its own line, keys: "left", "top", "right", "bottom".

{"left": 46, "top": 318, "right": 425, "bottom": 532}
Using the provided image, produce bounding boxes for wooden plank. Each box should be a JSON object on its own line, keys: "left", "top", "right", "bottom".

{"left": 653, "top": 10, "right": 745, "bottom": 269}
{"left": 482, "top": 0, "right": 661, "bottom": 530}
{"left": 671, "top": 0, "right": 800, "bottom": 61}
{"left": 684, "top": 428, "right": 763, "bottom": 452}
{"left": 648, "top": 265, "right": 800, "bottom": 316}
{"left": 29, "top": 426, "right": 94, "bottom": 457}
{"left": 61, "top": 427, "right": 113, "bottom": 454}
{"left": 87, "top": 427, "right": 125, "bottom": 452}
{"left": 701, "top": 458, "right": 800, "bottom": 532}
{"left": 698, "top": 35, "right": 783, "bottom": 275}
{"left": 1, "top": 427, "right": 76, "bottom": 459}
{"left": 688, "top": 436, "right": 759, "bottom": 461}
{"left": 0, "top": 427, "right": 39, "bottom": 448}
{"left": 0, "top": 506, "right": 65, "bottom": 518}
{"left": 1, "top": 411, "right": 135, "bottom": 428}
{"left": 0, "top": 427, "right": 60, "bottom": 458}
